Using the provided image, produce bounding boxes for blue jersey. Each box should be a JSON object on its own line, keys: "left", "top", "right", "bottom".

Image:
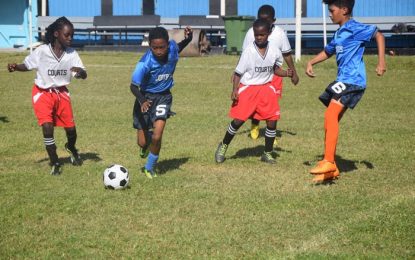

{"left": 131, "top": 40, "right": 179, "bottom": 93}
{"left": 325, "top": 19, "right": 377, "bottom": 88}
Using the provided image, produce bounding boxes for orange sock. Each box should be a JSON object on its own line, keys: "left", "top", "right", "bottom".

{"left": 323, "top": 100, "right": 345, "bottom": 162}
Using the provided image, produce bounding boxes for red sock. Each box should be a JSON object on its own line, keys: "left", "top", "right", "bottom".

{"left": 323, "top": 101, "right": 344, "bottom": 162}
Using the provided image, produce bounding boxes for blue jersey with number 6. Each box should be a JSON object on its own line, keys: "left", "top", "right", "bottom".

{"left": 325, "top": 19, "right": 377, "bottom": 88}
{"left": 131, "top": 40, "right": 179, "bottom": 93}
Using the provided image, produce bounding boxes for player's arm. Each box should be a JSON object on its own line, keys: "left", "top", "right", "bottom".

{"left": 305, "top": 50, "right": 332, "bottom": 77}
{"left": 274, "top": 65, "right": 293, "bottom": 78}
{"left": 130, "top": 83, "right": 151, "bottom": 113}
{"left": 282, "top": 53, "right": 299, "bottom": 85}
{"left": 7, "top": 63, "right": 29, "bottom": 72}
{"left": 177, "top": 26, "right": 193, "bottom": 53}
{"left": 231, "top": 72, "right": 241, "bottom": 101}
{"left": 374, "top": 31, "right": 386, "bottom": 76}
{"left": 70, "top": 67, "right": 87, "bottom": 79}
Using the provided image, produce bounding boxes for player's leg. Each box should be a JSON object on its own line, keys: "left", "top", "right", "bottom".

{"left": 42, "top": 122, "right": 61, "bottom": 175}
{"left": 64, "top": 126, "right": 82, "bottom": 166}
{"left": 143, "top": 119, "right": 166, "bottom": 178}
{"left": 250, "top": 118, "right": 260, "bottom": 140}
{"left": 215, "top": 119, "right": 245, "bottom": 163}
{"left": 311, "top": 99, "right": 346, "bottom": 174}
{"left": 261, "top": 120, "right": 277, "bottom": 164}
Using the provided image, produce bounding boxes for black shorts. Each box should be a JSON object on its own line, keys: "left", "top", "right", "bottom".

{"left": 133, "top": 91, "right": 173, "bottom": 130}
{"left": 319, "top": 81, "right": 365, "bottom": 109}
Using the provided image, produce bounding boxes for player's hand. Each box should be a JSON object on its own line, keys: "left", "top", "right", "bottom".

{"left": 286, "top": 68, "right": 294, "bottom": 78}
{"left": 7, "top": 63, "right": 17, "bottom": 72}
{"left": 291, "top": 70, "right": 299, "bottom": 85}
{"left": 141, "top": 100, "right": 152, "bottom": 113}
{"left": 231, "top": 88, "right": 239, "bottom": 102}
{"left": 305, "top": 62, "right": 315, "bottom": 77}
{"left": 184, "top": 26, "right": 193, "bottom": 40}
{"left": 70, "top": 67, "right": 86, "bottom": 79}
{"left": 376, "top": 63, "right": 386, "bottom": 76}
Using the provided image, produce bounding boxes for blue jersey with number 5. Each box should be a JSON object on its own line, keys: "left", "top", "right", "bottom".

{"left": 325, "top": 19, "right": 377, "bottom": 88}
{"left": 131, "top": 40, "right": 179, "bottom": 93}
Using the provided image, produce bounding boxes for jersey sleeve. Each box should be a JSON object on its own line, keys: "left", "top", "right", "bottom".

{"left": 235, "top": 49, "right": 249, "bottom": 75}
{"left": 72, "top": 51, "right": 86, "bottom": 70}
{"left": 324, "top": 38, "right": 336, "bottom": 55}
{"left": 131, "top": 60, "right": 149, "bottom": 87}
{"left": 242, "top": 27, "right": 254, "bottom": 51}
{"left": 23, "top": 46, "right": 42, "bottom": 70}
{"left": 278, "top": 29, "right": 292, "bottom": 54}
{"left": 354, "top": 23, "right": 378, "bottom": 42}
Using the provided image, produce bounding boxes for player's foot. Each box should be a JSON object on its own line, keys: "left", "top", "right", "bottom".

{"left": 312, "top": 168, "right": 340, "bottom": 183}
{"left": 310, "top": 160, "right": 336, "bottom": 175}
{"left": 140, "top": 146, "right": 149, "bottom": 159}
{"left": 65, "top": 143, "right": 83, "bottom": 166}
{"left": 50, "top": 162, "right": 62, "bottom": 175}
{"left": 141, "top": 167, "right": 157, "bottom": 179}
{"left": 215, "top": 142, "right": 228, "bottom": 163}
{"left": 250, "top": 124, "right": 260, "bottom": 140}
{"left": 260, "top": 151, "right": 276, "bottom": 164}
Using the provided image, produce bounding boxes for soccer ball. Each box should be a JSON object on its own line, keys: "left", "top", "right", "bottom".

{"left": 103, "top": 164, "right": 129, "bottom": 190}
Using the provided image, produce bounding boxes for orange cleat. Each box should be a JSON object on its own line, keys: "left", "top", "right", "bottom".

{"left": 310, "top": 160, "right": 337, "bottom": 175}
{"left": 312, "top": 168, "right": 340, "bottom": 183}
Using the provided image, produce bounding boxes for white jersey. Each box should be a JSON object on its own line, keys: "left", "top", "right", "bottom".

{"left": 242, "top": 25, "right": 291, "bottom": 54}
{"left": 235, "top": 42, "right": 283, "bottom": 86}
{"left": 24, "top": 44, "right": 85, "bottom": 89}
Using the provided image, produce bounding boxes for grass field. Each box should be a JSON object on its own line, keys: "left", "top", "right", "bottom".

{"left": 0, "top": 51, "right": 414, "bottom": 258}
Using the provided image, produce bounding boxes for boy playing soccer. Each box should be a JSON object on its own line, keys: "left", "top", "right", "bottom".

{"left": 130, "top": 26, "right": 192, "bottom": 178}
{"left": 306, "top": 0, "right": 386, "bottom": 183}
{"left": 242, "top": 5, "right": 299, "bottom": 141}
{"left": 7, "top": 17, "right": 87, "bottom": 175}
{"left": 215, "top": 19, "right": 293, "bottom": 164}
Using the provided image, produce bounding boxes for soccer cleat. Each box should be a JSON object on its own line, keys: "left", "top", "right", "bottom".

{"left": 250, "top": 124, "right": 260, "bottom": 140}
{"left": 65, "top": 143, "right": 83, "bottom": 166}
{"left": 260, "top": 151, "right": 276, "bottom": 164}
{"left": 312, "top": 168, "right": 340, "bottom": 183}
{"left": 140, "top": 146, "right": 149, "bottom": 159}
{"left": 50, "top": 162, "right": 62, "bottom": 175}
{"left": 141, "top": 167, "right": 157, "bottom": 179}
{"left": 215, "top": 142, "right": 228, "bottom": 163}
{"left": 310, "top": 160, "right": 336, "bottom": 175}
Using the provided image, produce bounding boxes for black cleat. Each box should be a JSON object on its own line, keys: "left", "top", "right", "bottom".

{"left": 50, "top": 162, "right": 62, "bottom": 175}
{"left": 260, "top": 151, "right": 276, "bottom": 164}
{"left": 65, "top": 143, "right": 83, "bottom": 166}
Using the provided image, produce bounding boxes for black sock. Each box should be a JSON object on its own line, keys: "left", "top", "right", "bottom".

{"left": 44, "top": 137, "right": 59, "bottom": 165}
{"left": 264, "top": 127, "right": 276, "bottom": 153}
{"left": 66, "top": 128, "right": 77, "bottom": 151}
{"left": 223, "top": 121, "right": 243, "bottom": 145}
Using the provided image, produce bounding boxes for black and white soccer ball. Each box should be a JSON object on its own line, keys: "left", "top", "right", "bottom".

{"left": 103, "top": 164, "right": 129, "bottom": 190}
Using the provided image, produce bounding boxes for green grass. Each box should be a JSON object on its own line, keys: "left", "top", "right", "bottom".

{"left": 0, "top": 51, "right": 414, "bottom": 258}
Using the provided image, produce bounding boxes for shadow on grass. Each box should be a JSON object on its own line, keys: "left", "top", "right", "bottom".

{"left": 304, "top": 155, "right": 374, "bottom": 185}
{"left": 229, "top": 145, "right": 292, "bottom": 160}
{"left": 157, "top": 157, "right": 189, "bottom": 175}
{"left": 37, "top": 152, "right": 103, "bottom": 164}
{"left": 0, "top": 116, "right": 10, "bottom": 123}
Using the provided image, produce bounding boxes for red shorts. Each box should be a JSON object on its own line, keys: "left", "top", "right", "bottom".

{"left": 229, "top": 82, "right": 281, "bottom": 121}
{"left": 271, "top": 75, "right": 283, "bottom": 98}
{"left": 31, "top": 85, "right": 75, "bottom": 127}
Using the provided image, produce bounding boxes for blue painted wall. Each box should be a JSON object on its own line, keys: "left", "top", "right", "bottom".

{"left": 238, "top": 0, "right": 294, "bottom": 18}
{"left": 0, "top": 0, "right": 37, "bottom": 48}
{"left": 308, "top": 0, "right": 415, "bottom": 17}
{"left": 113, "top": 0, "right": 143, "bottom": 15}
{"left": 155, "top": 0, "right": 209, "bottom": 18}
{"left": 49, "top": 0, "right": 101, "bottom": 16}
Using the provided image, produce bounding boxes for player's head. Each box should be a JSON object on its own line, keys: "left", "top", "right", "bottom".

{"left": 323, "top": 0, "right": 354, "bottom": 22}
{"left": 257, "top": 5, "right": 276, "bottom": 25}
{"left": 253, "top": 19, "right": 271, "bottom": 48}
{"left": 149, "top": 27, "right": 169, "bottom": 60}
{"left": 45, "top": 16, "right": 74, "bottom": 47}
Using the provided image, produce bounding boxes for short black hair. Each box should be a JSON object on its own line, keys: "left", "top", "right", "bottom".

{"left": 257, "top": 5, "right": 275, "bottom": 19}
{"left": 45, "top": 16, "right": 73, "bottom": 44}
{"left": 253, "top": 18, "right": 271, "bottom": 33}
{"left": 149, "top": 27, "right": 169, "bottom": 42}
{"left": 323, "top": 0, "right": 354, "bottom": 15}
